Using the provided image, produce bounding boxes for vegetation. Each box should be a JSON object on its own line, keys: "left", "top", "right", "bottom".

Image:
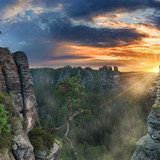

{"left": 28, "top": 127, "right": 55, "bottom": 152}
{"left": 0, "top": 93, "right": 12, "bottom": 150}
{"left": 55, "top": 74, "right": 86, "bottom": 121}
{"left": 30, "top": 68, "right": 152, "bottom": 160}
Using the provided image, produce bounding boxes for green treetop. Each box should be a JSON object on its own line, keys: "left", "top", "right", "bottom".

{"left": 55, "top": 75, "right": 86, "bottom": 121}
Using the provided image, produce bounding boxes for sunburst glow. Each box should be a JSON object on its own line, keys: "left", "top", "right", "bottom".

{"left": 152, "top": 68, "right": 159, "bottom": 72}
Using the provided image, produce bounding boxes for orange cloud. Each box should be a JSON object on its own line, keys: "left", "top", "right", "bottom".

{"left": 41, "top": 40, "right": 160, "bottom": 72}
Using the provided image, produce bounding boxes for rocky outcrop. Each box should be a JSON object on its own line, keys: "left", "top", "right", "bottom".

{"left": 98, "top": 66, "right": 119, "bottom": 88}
{"left": 132, "top": 73, "right": 160, "bottom": 160}
{"left": 0, "top": 48, "right": 23, "bottom": 112}
{"left": 0, "top": 65, "right": 7, "bottom": 92}
{"left": 13, "top": 51, "right": 39, "bottom": 131}
{"left": 57, "top": 66, "right": 71, "bottom": 83}
{"left": 31, "top": 66, "right": 120, "bottom": 90}
{"left": 35, "top": 143, "right": 61, "bottom": 160}
{"left": 13, "top": 131, "right": 35, "bottom": 160}
{"left": 0, "top": 47, "right": 60, "bottom": 160}
{"left": 0, "top": 48, "right": 37, "bottom": 160}
{"left": 0, "top": 149, "right": 16, "bottom": 160}
{"left": 146, "top": 80, "right": 158, "bottom": 110}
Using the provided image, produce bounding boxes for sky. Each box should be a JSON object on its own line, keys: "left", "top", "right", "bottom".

{"left": 0, "top": 0, "right": 160, "bottom": 72}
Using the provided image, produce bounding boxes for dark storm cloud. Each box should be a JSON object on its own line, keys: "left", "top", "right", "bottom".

{"left": 39, "top": 13, "right": 147, "bottom": 47}
{"left": 5, "top": 12, "right": 147, "bottom": 48}
{"left": 30, "top": 0, "right": 160, "bottom": 19}
{"left": 1, "top": 12, "right": 147, "bottom": 64}
{"left": 149, "top": 14, "right": 160, "bottom": 29}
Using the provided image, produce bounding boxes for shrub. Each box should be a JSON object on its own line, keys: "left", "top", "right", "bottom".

{"left": 28, "top": 127, "right": 55, "bottom": 152}
{"left": 0, "top": 104, "right": 12, "bottom": 150}
{"left": 0, "top": 104, "right": 11, "bottom": 135}
{"left": 0, "top": 94, "right": 6, "bottom": 103}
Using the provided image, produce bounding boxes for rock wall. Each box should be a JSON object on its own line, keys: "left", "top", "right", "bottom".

{"left": 132, "top": 73, "right": 160, "bottom": 160}
{"left": 0, "top": 48, "right": 39, "bottom": 131}
{"left": 13, "top": 51, "right": 39, "bottom": 131}
{"left": 0, "top": 48, "right": 24, "bottom": 112}
{"left": 0, "top": 47, "right": 60, "bottom": 160}
{"left": 0, "top": 47, "right": 39, "bottom": 160}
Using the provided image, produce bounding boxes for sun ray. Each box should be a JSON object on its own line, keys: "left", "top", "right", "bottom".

{"left": 95, "top": 73, "right": 155, "bottom": 111}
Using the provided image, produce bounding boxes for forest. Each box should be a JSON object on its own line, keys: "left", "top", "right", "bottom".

{"left": 30, "top": 67, "right": 157, "bottom": 160}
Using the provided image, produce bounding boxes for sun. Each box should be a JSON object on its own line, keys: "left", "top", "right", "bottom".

{"left": 153, "top": 68, "right": 159, "bottom": 72}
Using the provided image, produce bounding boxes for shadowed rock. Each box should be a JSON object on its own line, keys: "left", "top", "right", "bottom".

{"left": 0, "top": 48, "right": 23, "bottom": 112}
{"left": 0, "top": 63, "right": 7, "bottom": 92}
{"left": 12, "top": 51, "right": 39, "bottom": 131}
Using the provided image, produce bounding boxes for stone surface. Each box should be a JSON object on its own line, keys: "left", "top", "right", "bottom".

{"left": 13, "top": 51, "right": 39, "bottom": 131}
{"left": 0, "top": 149, "right": 16, "bottom": 160}
{"left": 114, "top": 66, "right": 118, "bottom": 72}
{"left": 147, "top": 106, "right": 160, "bottom": 142}
{"left": 132, "top": 134, "right": 160, "bottom": 160}
{"left": 35, "top": 143, "right": 61, "bottom": 160}
{"left": 132, "top": 73, "right": 160, "bottom": 160}
{"left": 0, "top": 47, "right": 61, "bottom": 160}
{"left": 146, "top": 82, "right": 157, "bottom": 109}
{"left": 0, "top": 65, "right": 7, "bottom": 92}
{"left": 13, "top": 131, "right": 35, "bottom": 160}
{"left": 0, "top": 48, "right": 23, "bottom": 112}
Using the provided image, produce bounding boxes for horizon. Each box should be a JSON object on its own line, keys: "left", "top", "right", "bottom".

{"left": 1, "top": 0, "right": 160, "bottom": 72}
{"left": 29, "top": 65, "right": 160, "bottom": 73}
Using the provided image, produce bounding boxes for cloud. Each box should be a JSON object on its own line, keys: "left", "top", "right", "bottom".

{"left": 1, "top": 12, "right": 147, "bottom": 57}
{"left": 62, "top": 0, "right": 160, "bottom": 19}
{"left": 149, "top": 13, "right": 160, "bottom": 29}
{"left": 0, "top": 0, "right": 159, "bottom": 71}
{"left": 46, "top": 55, "right": 93, "bottom": 60}
{"left": 0, "top": 0, "right": 19, "bottom": 9}
{"left": 37, "top": 13, "right": 148, "bottom": 48}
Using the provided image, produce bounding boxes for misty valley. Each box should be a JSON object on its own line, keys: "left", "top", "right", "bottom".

{"left": 30, "top": 66, "right": 157, "bottom": 160}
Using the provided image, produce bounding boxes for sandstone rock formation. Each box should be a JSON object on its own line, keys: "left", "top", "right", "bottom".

{"left": 13, "top": 51, "right": 39, "bottom": 131}
{"left": 35, "top": 143, "right": 61, "bottom": 160}
{"left": 0, "top": 48, "right": 23, "bottom": 112}
{"left": 0, "top": 47, "right": 37, "bottom": 160}
{"left": 0, "top": 47, "right": 61, "bottom": 160}
{"left": 132, "top": 73, "right": 160, "bottom": 160}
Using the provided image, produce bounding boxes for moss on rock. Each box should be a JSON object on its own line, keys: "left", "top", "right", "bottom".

{"left": 28, "top": 127, "right": 55, "bottom": 152}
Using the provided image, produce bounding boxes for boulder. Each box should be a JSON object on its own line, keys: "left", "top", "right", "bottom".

{"left": 131, "top": 134, "right": 160, "bottom": 160}
{"left": 35, "top": 143, "right": 61, "bottom": 160}
{"left": 13, "top": 131, "right": 35, "bottom": 160}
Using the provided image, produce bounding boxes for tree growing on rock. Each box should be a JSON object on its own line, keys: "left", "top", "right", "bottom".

{"left": 55, "top": 74, "right": 86, "bottom": 121}
{"left": 44, "top": 75, "right": 89, "bottom": 147}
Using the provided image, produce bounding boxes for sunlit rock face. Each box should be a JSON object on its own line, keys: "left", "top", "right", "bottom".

{"left": 132, "top": 74, "right": 160, "bottom": 160}
{"left": 146, "top": 81, "right": 157, "bottom": 110}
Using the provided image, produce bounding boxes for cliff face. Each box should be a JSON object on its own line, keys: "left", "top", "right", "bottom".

{"left": 132, "top": 73, "right": 160, "bottom": 160}
{"left": 0, "top": 48, "right": 61, "bottom": 160}
{"left": 13, "top": 51, "right": 39, "bottom": 131}
{"left": 0, "top": 48, "right": 39, "bottom": 160}
{"left": 0, "top": 48, "right": 39, "bottom": 131}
